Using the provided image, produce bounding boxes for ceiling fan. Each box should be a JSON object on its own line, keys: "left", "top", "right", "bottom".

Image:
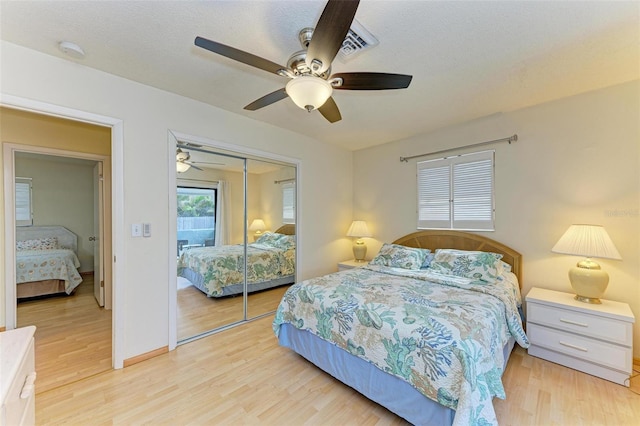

{"left": 176, "top": 148, "right": 224, "bottom": 173}
{"left": 194, "top": 0, "right": 412, "bottom": 123}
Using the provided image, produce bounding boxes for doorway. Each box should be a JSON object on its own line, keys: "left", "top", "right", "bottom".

{"left": 2, "top": 107, "right": 116, "bottom": 390}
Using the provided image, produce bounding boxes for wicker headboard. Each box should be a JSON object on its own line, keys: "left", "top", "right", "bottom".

{"left": 16, "top": 226, "right": 78, "bottom": 253}
{"left": 393, "top": 230, "right": 522, "bottom": 286}
{"left": 274, "top": 224, "right": 295, "bottom": 235}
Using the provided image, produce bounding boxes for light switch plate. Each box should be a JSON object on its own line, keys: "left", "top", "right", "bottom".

{"left": 131, "top": 223, "right": 142, "bottom": 237}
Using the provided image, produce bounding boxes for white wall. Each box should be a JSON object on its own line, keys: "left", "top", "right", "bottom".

{"left": 0, "top": 41, "right": 354, "bottom": 359}
{"left": 353, "top": 80, "right": 640, "bottom": 357}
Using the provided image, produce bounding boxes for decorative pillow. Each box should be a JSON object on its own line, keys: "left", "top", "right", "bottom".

{"left": 370, "top": 243, "right": 430, "bottom": 270}
{"left": 420, "top": 252, "right": 435, "bottom": 269}
{"left": 16, "top": 237, "right": 58, "bottom": 251}
{"left": 254, "top": 232, "right": 283, "bottom": 247}
{"left": 275, "top": 234, "right": 296, "bottom": 250}
{"left": 429, "top": 249, "right": 503, "bottom": 283}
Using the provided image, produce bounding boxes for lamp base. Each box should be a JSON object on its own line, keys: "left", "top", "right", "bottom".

{"left": 574, "top": 295, "right": 602, "bottom": 304}
{"left": 568, "top": 259, "right": 608, "bottom": 304}
{"left": 352, "top": 240, "right": 367, "bottom": 262}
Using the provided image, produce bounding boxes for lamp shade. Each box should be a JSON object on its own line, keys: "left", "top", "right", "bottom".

{"left": 346, "top": 221, "right": 372, "bottom": 238}
{"left": 285, "top": 76, "right": 332, "bottom": 111}
{"left": 249, "top": 219, "right": 266, "bottom": 232}
{"left": 551, "top": 224, "right": 621, "bottom": 260}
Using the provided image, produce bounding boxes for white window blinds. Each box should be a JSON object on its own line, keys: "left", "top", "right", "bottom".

{"left": 417, "top": 150, "right": 494, "bottom": 230}
{"left": 15, "top": 177, "right": 33, "bottom": 227}
{"left": 282, "top": 182, "right": 295, "bottom": 224}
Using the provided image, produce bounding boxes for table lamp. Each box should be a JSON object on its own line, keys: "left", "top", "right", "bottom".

{"left": 551, "top": 224, "right": 622, "bottom": 304}
{"left": 346, "top": 220, "right": 372, "bottom": 262}
{"left": 249, "top": 219, "right": 266, "bottom": 241}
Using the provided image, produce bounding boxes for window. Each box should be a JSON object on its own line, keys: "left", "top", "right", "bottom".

{"left": 15, "top": 177, "right": 33, "bottom": 227}
{"left": 282, "top": 182, "right": 296, "bottom": 224}
{"left": 177, "top": 184, "right": 217, "bottom": 254}
{"left": 417, "top": 150, "right": 494, "bottom": 230}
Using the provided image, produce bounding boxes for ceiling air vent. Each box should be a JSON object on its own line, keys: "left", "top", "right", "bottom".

{"left": 338, "top": 19, "right": 379, "bottom": 61}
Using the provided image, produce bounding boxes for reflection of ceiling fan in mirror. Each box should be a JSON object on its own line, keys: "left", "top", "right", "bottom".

{"left": 194, "top": 0, "right": 412, "bottom": 123}
{"left": 176, "top": 148, "right": 224, "bottom": 173}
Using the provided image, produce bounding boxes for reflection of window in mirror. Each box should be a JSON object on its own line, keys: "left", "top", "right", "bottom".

{"left": 282, "top": 182, "right": 295, "bottom": 224}
{"left": 176, "top": 184, "right": 217, "bottom": 257}
{"left": 15, "top": 177, "right": 33, "bottom": 226}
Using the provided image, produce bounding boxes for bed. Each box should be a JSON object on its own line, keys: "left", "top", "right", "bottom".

{"left": 273, "top": 230, "right": 529, "bottom": 426}
{"left": 16, "top": 226, "right": 83, "bottom": 299}
{"left": 178, "top": 224, "right": 296, "bottom": 297}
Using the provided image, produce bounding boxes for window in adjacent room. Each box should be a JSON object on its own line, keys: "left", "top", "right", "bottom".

{"left": 15, "top": 177, "right": 33, "bottom": 227}
{"left": 417, "top": 150, "right": 494, "bottom": 231}
{"left": 282, "top": 181, "right": 296, "bottom": 224}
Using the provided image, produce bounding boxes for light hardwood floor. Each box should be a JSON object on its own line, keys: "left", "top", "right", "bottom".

{"left": 17, "top": 276, "right": 112, "bottom": 394}
{"left": 177, "top": 281, "right": 290, "bottom": 340}
{"left": 36, "top": 314, "right": 640, "bottom": 425}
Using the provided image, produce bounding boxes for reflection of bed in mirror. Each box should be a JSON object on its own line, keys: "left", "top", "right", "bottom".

{"left": 178, "top": 224, "right": 295, "bottom": 297}
{"left": 16, "top": 226, "right": 83, "bottom": 299}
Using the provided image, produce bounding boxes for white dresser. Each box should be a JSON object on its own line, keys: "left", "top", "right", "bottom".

{"left": 526, "top": 287, "right": 634, "bottom": 386}
{"left": 1, "top": 326, "right": 36, "bottom": 426}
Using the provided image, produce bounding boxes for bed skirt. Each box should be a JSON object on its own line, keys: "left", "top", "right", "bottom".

{"left": 180, "top": 267, "right": 294, "bottom": 297}
{"left": 17, "top": 279, "right": 66, "bottom": 299}
{"left": 277, "top": 323, "right": 516, "bottom": 426}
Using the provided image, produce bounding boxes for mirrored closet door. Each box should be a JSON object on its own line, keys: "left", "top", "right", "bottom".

{"left": 176, "top": 144, "right": 296, "bottom": 342}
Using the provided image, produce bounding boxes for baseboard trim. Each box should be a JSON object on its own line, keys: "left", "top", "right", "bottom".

{"left": 123, "top": 346, "right": 168, "bottom": 367}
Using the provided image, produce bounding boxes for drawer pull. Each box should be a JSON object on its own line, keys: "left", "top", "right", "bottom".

{"left": 559, "top": 341, "right": 588, "bottom": 352}
{"left": 20, "top": 372, "right": 37, "bottom": 399}
{"left": 560, "top": 318, "right": 588, "bottom": 327}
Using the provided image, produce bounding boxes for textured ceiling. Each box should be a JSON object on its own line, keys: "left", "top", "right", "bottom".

{"left": 1, "top": 1, "right": 638, "bottom": 151}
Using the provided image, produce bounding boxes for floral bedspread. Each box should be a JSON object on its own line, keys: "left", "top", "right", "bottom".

{"left": 177, "top": 243, "right": 295, "bottom": 297}
{"left": 16, "top": 248, "right": 83, "bottom": 294}
{"left": 273, "top": 265, "right": 529, "bottom": 426}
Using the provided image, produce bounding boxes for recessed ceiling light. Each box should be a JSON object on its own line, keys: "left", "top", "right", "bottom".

{"left": 58, "top": 41, "right": 85, "bottom": 59}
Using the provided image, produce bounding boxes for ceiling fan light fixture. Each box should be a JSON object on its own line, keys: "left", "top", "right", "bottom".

{"left": 176, "top": 161, "right": 191, "bottom": 173}
{"left": 286, "top": 76, "right": 332, "bottom": 112}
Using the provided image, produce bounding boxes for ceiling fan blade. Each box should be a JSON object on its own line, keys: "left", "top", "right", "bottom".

{"left": 244, "top": 88, "right": 289, "bottom": 111}
{"left": 318, "top": 97, "right": 342, "bottom": 123}
{"left": 331, "top": 72, "right": 413, "bottom": 90}
{"left": 306, "top": 0, "right": 360, "bottom": 74}
{"left": 193, "top": 161, "right": 225, "bottom": 166}
{"left": 195, "top": 36, "right": 287, "bottom": 76}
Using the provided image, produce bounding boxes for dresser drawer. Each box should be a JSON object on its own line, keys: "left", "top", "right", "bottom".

{"left": 3, "top": 338, "right": 36, "bottom": 426}
{"left": 527, "top": 302, "right": 632, "bottom": 346}
{"left": 528, "top": 323, "right": 632, "bottom": 373}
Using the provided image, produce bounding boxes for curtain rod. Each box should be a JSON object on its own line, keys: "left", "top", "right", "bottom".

{"left": 399, "top": 134, "right": 518, "bottom": 163}
{"left": 274, "top": 178, "right": 296, "bottom": 184}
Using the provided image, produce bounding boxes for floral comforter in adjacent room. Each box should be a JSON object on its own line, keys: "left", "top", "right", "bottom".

{"left": 273, "top": 265, "right": 529, "bottom": 426}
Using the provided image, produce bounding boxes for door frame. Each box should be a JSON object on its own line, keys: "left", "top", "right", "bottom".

{"left": 167, "top": 130, "right": 301, "bottom": 349}
{"left": 1, "top": 94, "right": 125, "bottom": 368}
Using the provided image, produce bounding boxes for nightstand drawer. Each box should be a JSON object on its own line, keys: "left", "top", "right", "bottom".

{"left": 528, "top": 323, "right": 632, "bottom": 373}
{"left": 527, "top": 302, "right": 632, "bottom": 346}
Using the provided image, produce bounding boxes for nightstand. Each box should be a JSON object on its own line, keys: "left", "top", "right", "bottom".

{"left": 526, "top": 287, "right": 635, "bottom": 386}
{"left": 337, "top": 259, "right": 368, "bottom": 271}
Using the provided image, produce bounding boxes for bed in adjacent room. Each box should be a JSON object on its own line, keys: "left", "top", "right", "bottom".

{"left": 178, "top": 224, "right": 296, "bottom": 297}
{"left": 16, "top": 226, "right": 83, "bottom": 299}
{"left": 273, "top": 230, "right": 529, "bottom": 426}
